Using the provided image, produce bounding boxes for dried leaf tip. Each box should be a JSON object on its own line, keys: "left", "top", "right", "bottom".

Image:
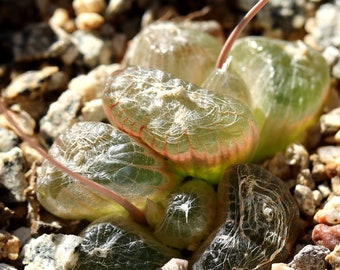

{"left": 215, "top": 0, "right": 269, "bottom": 69}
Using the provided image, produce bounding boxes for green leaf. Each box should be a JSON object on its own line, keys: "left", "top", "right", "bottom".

{"left": 75, "top": 214, "right": 181, "bottom": 270}
{"left": 37, "top": 121, "right": 181, "bottom": 221}
{"left": 103, "top": 66, "right": 259, "bottom": 184}
{"left": 229, "top": 37, "right": 330, "bottom": 161}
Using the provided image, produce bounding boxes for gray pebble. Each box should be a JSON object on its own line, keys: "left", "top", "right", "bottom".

{"left": 0, "top": 147, "right": 27, "bottom": 203}
{"left": 72, "top": 30, "right": 113, "bottom": 67}
{"left": 294, "top": 184, "right": 316, "bottom": 216}
{"left": 39, "top": 89, "right": 83, "bottom": 144}
{"left": 288, "top": 244, "right": 330, "bottom": 270}
{"left": 0, "top": 263, "right": 18, "bottom": 270}
{"left": 0, "top": 127, "right": 18, "bottom": 153}
{"left": 22, "top": 234, "right": 82, "bottom": 270}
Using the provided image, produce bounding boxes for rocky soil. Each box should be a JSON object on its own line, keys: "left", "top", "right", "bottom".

{"left": 1, "top": 0, "right": 340, "bottom": 269}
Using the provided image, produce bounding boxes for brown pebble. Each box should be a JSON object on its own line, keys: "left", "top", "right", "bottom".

{"left": 312, "top": 223, "right": 340, "bottom": 250}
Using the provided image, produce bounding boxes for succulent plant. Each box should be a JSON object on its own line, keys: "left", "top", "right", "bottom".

{"left": 0, "top": 0, "right": 331, "bottom": 269}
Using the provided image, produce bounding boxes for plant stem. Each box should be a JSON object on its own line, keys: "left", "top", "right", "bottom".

{"left": 0, "top": 98, "right": 147, "bottom": 225}
{"left": 215, "top": 0, "right": 269, "bottom": 69}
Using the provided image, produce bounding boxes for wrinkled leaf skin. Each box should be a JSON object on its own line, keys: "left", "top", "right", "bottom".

{"left": 103, "top": 66, "right": 259, "bottom": 184}
{"left": 75, "top": 214, "right": 181, "bottom": 270}
{"left": 191, "top": 164, "right": 299, "bottom": 270}
{"left": 37, "top": 121, "right": 181, "bottom": 221}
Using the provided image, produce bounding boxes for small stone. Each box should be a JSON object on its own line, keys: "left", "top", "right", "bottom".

{"left": 296, "top": 169, "right": 315, "bottom": 189}
{"left": 320, "top": 107, "right": 340, "bottom": 135}
{"left": 317, "top": 183, "right": 332, "bottom": 198}
{"left": 39, "top": 89, "right": 83, "bottom": 144}
{"left": 294, "top": 184, "right": 316, "bottom": 216}
{"left": 73, "top": 0, "right": 106, "bottom": 15}
{"left": 312, "top": 224, "right": 340, "bottom": 250}
{"left": 76, "top": 12, "right": 104, "bottom": 31}
{"left": 326, "top": 244, "right": 340, "bottom": 269}
{"left": 81, "top": 99, "right": 106, "bottom": 122}
{"left": 0, "top": 104, "right": 36, "bottom": 136}
{"left": 313, "top": 190, "right": 323, "bottom": 207}
{"left": 72, "top": 30, "right": 113, "bottom": 67}
{"left": 22, "top": 234, "right": 82, "bottom": 270}
{"left": 332, "top": 176, "right": 340, "bottom": 195}
{"left": 49, "top": 8, "right": 72, "bottom": 30}
{"left": 0, "top": 263, "right": 17, "bottom": 270}
{"left": 20, "top": 141, "right": 44, "bottom": 167}
{"left": 0, "top": 127, "right": 18, "bottom": 152}
{"left": 322, "top": 45, "right": 340, "bottom": 66}
{"left": 68, "top": 74, "right": 101, "bottom": 101}
{"left": 314, "top": 196, "right": 340, "bottom": 224}
{"left": 271, "top": 263, "right": 294, "bottom": 270}
{"left": 0, "top": 230, "right": 20, "bottom": 260}
{"left": 0, "top": 147, "right": 27, "bottom": 203}
{"left": 159, "top": 258, "right": 188, "bottom": 270}
{"left": 317, "top": 146, "right": 340, "bottom": 164}
{"left": 288, "top": 244, "right": 330, "bottom": 270}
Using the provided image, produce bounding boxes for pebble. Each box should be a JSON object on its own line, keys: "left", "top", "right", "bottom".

{"left": 320, "top": 107, "right": 340, "bottom": 135}
{"left": 314, "top": 196, "right": 340, "bottom": 224}
{"left": 296, "top": 168, "right": 315, "bottom": 189}
{"left": 236, "top": 0, "right": 315, "bottom": 38}
{"left": 22, "top": 233, "right": 82, "bottom": 270}
{"left": 72, "top": 30, "right": 113, "bottom": 67}
{"left": 312, "top": 190, "right": 323, "bottom": 207}
{"left": 0, "top": 127, "right": 18, "bottom": 153}
{"left": 332, "top": 176, "right": 340, "bottom": 195}
{"left": 0, "top": 263, "right": 17, "bottom": 270}
{"left": 68, "top": 63, "right": 121, "bottom": 101}
{"left": 81, "top": 99, "right": 106, "bottom": 122}
{"left": 0, "top": 230, "right": 21, "bottom": 261}
{"left": 263, "top": 144, "right": 309, "bottom": 181}
{"left": 294, "top": 184, "right": 316, "bottom": 216}
{"left": 0, "top": 147, "right": 27, "bottom": 203}
{"left": 317, "top": 183, "right": 332, "bottom": 198}
{"left": 326, "top": 244, "right": 340, "bottom": 269}
{"left": 3, "top": 66, "right": 59, "bottom": 101}
{"left": 0, "top": 202, "right": 14, "bottom": 229}
{"left": 271, "top": 263, "right": 294, "bottom": 270}
{"left": 75, "top": 12, "right": 104, "bottom": 31}
{"left": 287, "top": 244, "right": 330, "bottom": 270}
{"left": 317, "top": 146, "right": 340, "bottom": 164}
{"left": 159, "top": 258, "right": 188, "bottom": 270}
{"left": 73, "top": 0, "right": 107, "bottom": 15}
{"left": 11, "top": 23, "right": 61, "bottom": 62}
{"left": 304, "top": 3, "right": 340, "bottom": 79}
{"left": 39, "top": 89, "right": 83, "bottom": 144}
{"left": 312, "top": 224, "right": 340, "bottom": 250}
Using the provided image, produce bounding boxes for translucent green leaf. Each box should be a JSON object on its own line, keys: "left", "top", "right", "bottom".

{"left": 229, "top": 37, "right": 330, "bottom": 161}
{"left": 103, "top": 66, "right": 259, "bottom": 184}
{"left": 145, "top": 179, "right": 216, "bottom": 251}
{"left": 37, "top": 121, "right": 181, "bottom": 221}
{"left": 75, "top": 214, "right": 181, "bottom": 270}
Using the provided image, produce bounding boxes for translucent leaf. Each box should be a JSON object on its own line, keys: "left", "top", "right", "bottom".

{"left": 75, "top": 214, "right": 181, "bottom": 270}
{"left": 145, "top": 179, "right": 216, "bottom": 251}
{"left": 191, "top": 164, "right": 299, "bottom": 269}
{"left": 103, "top": 66, "right": 259, "bottom": 184}
{"left": 123, "top": 21, "right": 222, "bottom": 86}
{"left": 229, "top": 37, "right": 330, "bottom": 161}
{"left": 37, "top": 121, "right": 181, "bottom": 220}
